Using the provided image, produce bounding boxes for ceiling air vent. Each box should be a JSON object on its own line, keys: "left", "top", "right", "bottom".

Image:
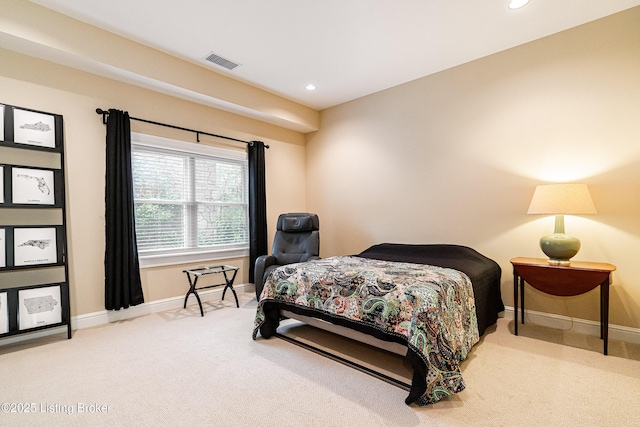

{"left": 204, "top": 52, "right": 241, "bottom": 70}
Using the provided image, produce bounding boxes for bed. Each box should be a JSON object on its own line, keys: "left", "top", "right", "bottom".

{"left": 252, "top": 243, "right": 504, "bottom": 405}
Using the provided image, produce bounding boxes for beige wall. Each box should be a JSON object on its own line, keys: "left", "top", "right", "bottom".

{"left": 307, "top": 8, "right": 640, "bottom": 329}
{"left": 2, "top": 1, "right": 639, "bottom": 334}
{"left": 0, "top": 50, "right": 307, "bottom": 316}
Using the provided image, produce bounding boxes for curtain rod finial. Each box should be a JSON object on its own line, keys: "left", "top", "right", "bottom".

{"left": 249, "top": 140, "right": 270, "bottom": 149}
{"left": 96, "top": 108, "right": 109, "bottom": 124}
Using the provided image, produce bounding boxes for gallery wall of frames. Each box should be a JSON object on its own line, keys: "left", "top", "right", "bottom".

{"left": 0, "top": 103, "right": 71, "bottom": 342}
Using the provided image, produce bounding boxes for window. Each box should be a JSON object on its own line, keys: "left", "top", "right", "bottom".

{"left": 131, "top": 133, "right": 249, "bottom": 267}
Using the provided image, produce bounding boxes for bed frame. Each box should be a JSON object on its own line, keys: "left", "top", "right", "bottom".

{"left": 254, "top": 243, "right": 504, "bottom": 405}
{"left": 281, "top": 309, "right": 407, "bottom": 355}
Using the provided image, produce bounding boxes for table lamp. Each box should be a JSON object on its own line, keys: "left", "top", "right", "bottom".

{"left": 527, "top": 183, "right": 596, "bottom": 265}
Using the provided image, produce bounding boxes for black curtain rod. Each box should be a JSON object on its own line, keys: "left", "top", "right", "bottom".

{"left": 95, "top": 108, "right": 269, "bottom": 148}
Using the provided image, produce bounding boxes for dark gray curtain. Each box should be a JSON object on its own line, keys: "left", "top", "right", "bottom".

{"left": 104, "top": 109, "right": 144, "bottom": 310}
{"left": 248, "top": 141, "right": 268, "bottom": 283}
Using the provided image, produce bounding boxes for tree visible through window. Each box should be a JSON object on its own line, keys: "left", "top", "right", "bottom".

{"left": 131, "top": 136, "right": 248, "bottom": 260}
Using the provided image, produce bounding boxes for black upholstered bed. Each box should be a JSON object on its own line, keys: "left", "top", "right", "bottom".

{"left": 253, "top": 243, "right": 504, "bottom": 405}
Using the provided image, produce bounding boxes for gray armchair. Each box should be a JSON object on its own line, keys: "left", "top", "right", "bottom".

{"left": 254, "top": 213, "right": 320, "bottom": 300}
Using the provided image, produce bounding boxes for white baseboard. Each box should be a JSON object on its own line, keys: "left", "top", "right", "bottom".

{"left": 73, "top": 283, "right": 253, "bottom": 329}
{"left": 4, "top": 290, "right": 639, "bottom": 348}
{"left": 504, "top": 306, "right": 640, "bottom": 345}
{"left": 1, "top": 283, "right": 254, "bottom": 347}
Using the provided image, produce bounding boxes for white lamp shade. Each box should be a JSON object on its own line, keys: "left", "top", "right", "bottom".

{"left": 508, "top": 0, "right": 530, "bottom": 9}
{"left": 527, "top": 184, "right": 596, "bottom": 215}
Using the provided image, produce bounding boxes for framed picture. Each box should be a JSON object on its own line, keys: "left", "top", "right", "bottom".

{"left": 0, "top": 228, "right": 5, "bottom": 268}
{"left": 0, "top": 104, "right": 4, "bottom": 142}
{"left": 18, "top": 285, "right": 62, "bottom": 331}
{"left": 12, "top": 108, "right": 56, "bottom": 148}
{"left": 13, "top": 227, "right": 59, "bottom": 267}
{"left": 11, "top": 166, "right": 56, "bottom": 205}
{"left": 0, "top": 292, "right": 8, "bottom": 334}
{"left": 0, "top": 165, "right": 4, "bottom": 204}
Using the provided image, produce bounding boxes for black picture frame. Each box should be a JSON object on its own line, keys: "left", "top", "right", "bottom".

{"left": 0, "top": 225, "right": 65, "bottom": 270}
{"left": 0, "top": 105, "right": 63, "bottom": 152}
{"left": 0, "top": 165, "right": 4, "bottom": 204}
{"left": 0, "top": 104, "right": 4, "bottom": 143}
{"left": 5, "top": 164, "right": 62, "bottom": 207}
{"left": 0, "top": 291, "right": 7, "bottom": 335}
{"left": 0, "top": 227, "right": 5, "bottom": 269}
{"left": 18, "top": 284, "right": 63, "bottom": 331}
{"left": 13, "top": 226, "right": 61, "bottom": 267}
{"left": 0, "top": 283, "right": 69, "bottom": 336}
{"left": 12, "top": 107, "right": 56, "bottom": 148}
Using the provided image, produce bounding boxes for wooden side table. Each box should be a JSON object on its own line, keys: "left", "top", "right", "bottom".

{"left": 510, "top": 257, "right": 616, "bottom": 355}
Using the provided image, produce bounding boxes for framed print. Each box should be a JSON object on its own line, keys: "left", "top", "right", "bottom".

{"left": 14, "top": 227, "right": 58, "bottom": 266}
{"left": 0, "top": 104, "right": 4, "bottom": 142}
{"left": 0, "top": 165, "right": 4, "bottom": 204}
{"left": 18, "top": 285, "right": 62, "bottom": 330}
{"left": 0, "top": 228, "right": 5, "bottom": 268}
{"left": 11, "top": 166, "right": 55, "bottom": 205}
{"left": 13, "top": 108, "right": 56, "bottom": 148}
{"left": 0, "top": 292, "right": 7, "bottom": 334}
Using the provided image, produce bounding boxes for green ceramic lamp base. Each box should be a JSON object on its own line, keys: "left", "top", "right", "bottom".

{"left": 539, "top": 214, "right": 581, "bottom": 265}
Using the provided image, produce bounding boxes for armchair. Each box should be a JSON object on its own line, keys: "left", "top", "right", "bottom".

{"left": 254, "top": 213, "right": 320, "bottom": 300}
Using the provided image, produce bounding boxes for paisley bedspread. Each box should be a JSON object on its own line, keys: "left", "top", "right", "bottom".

{"left": 252, "top": 256, "right": 480, "bottom": 405}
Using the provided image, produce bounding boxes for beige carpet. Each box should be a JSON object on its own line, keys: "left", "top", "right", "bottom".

{"left": 1, "top": 292, "right": 640, "bottom": 427}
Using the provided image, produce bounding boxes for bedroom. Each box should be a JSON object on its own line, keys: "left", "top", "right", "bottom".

{"left": 1, "top": 0, "right": 640, "bottom": 420}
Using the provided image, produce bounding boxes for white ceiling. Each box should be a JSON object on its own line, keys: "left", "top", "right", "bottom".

{"left": 29, "top": 0, "right": 640, "bottom": 110}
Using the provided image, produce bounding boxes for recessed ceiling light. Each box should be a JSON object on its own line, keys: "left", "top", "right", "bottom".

{"left": 305, "top": 84, "right": 317, "bottom": 91}
{"left": 508, "top": 0, "right": 530, "bottom": 9}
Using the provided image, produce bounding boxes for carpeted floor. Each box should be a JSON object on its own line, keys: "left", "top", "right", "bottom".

{"left": 1, "top": 291, "right": 639, "bottom": 427}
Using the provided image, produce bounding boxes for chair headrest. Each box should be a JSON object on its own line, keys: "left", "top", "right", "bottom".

{"left": 277, "top": 213, "right": 319, "bottom": 232}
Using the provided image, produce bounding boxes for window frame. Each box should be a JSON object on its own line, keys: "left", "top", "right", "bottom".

{"left": 131, "top": 132, "right": 249, "bottom": 268}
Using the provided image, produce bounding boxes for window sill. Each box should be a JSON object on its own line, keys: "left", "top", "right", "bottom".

{"left": 139, "top": 248, "right": 249, "bottom": 269}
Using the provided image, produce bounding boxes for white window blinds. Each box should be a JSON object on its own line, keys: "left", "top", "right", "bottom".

{"left": 131, "top": 134, "right": 248, "bottom": 261}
